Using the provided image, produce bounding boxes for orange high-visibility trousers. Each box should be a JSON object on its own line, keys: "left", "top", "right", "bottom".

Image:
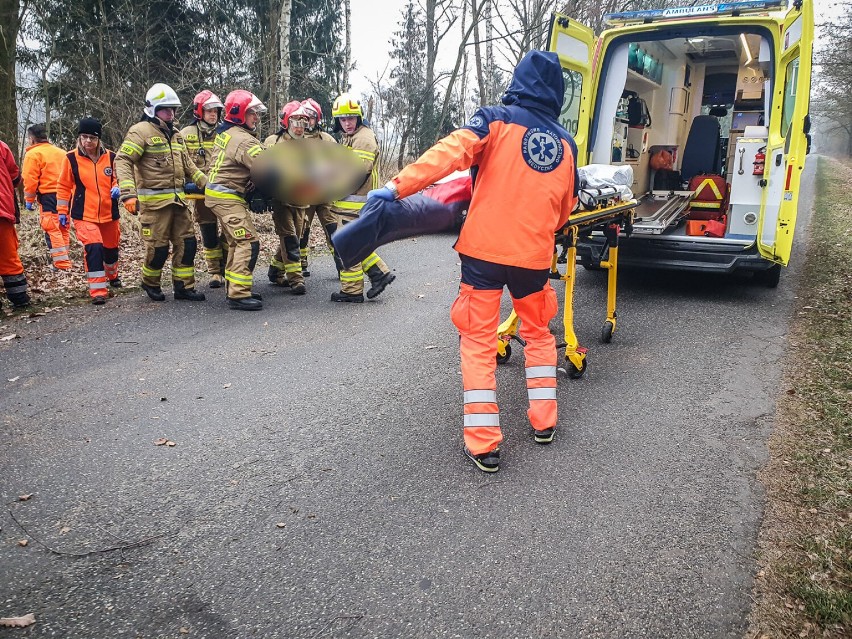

{"left": 39, "top": 206, "right": 71, "bottom": 270}
{"left": 0, "top": 219, "right": 29, "bottom": 306}
{"left": 72, "top": 219, "right": 120, "bottom": 300}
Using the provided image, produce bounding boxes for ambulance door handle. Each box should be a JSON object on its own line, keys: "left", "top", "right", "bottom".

{"left": 775, "top": 153, "right": 782, "bottom": 167}
{"left": 737, "top": 148, "right": 745, "bottom": 175}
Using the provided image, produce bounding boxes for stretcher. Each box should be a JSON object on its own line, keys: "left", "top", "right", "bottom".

{"left": 495, "top": 194, "right": 637, "bottom": 378}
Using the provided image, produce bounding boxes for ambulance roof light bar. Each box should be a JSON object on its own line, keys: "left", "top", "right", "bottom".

{"left": 604, "top": 0, "right": 787, "bottom": 25}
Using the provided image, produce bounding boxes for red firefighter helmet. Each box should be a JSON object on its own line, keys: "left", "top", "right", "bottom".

{"left": 192, "top": 90, "right": 224, "bottom": 120}
{"left": 224, "top": 90, "right": 267, "bottom": 126}
{"left": 301, "top": 98, "right": 322, "bottom": 123}
{"left": 279, "top": 100, "right": 302, "bottom": 129}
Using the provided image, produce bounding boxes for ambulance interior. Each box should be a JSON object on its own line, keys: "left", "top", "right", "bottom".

{"left": 589, "top": 29, "right": 773, "bottom": 239}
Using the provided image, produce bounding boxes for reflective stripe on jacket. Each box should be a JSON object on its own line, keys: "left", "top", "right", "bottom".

{"left": 204, "top": 124, "right": 264, "bottom": 206}
{"left": 115, "top": 118, "right": 207, "bottom": 211}
{"left": 22, "top": 142, "right": 66, "bottom": 203}
{"left": 331, "top": 125, "right": 379, "bottom": 214}
{"left": 180, "top": 122, "right": 218, "bottom": 172}
{"left": 56, "top": 147, "right": 119, "bottom": 223}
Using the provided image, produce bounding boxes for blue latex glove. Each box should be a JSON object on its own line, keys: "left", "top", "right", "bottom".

{"left": 110, "top": 186, "right": 120, "bottom": 200}
{"left": 58, "top": 214, "right": 68, "bottom": 227}
{"left": 184, "top": 182, "right": 201, "bottom": 195}
{"left": 367, "top": 187, "right": 395, "bottom": 201}
{"left": 25, "top": 201, "right": 35, "bottom": 211}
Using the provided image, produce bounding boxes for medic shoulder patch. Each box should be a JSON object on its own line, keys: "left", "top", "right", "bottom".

{"left": 521, "top": 127, "right": 564, "bottom": 173}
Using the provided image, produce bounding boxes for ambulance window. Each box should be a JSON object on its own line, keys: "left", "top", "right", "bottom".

{"left": 781, "top": 57, "right": 799, "bottom": 138}
{"left": 559, "top": 69, "right": 582, "bottom": 136}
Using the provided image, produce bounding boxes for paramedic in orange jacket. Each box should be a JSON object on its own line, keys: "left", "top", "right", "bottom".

{"left": 57, "top": 118, "right": 121, "bottom": 305}
{"left": 369, "top": 50, "right": 578, "bottom": 472}
{"left": 0, "top": 139, "right": 30, "bottom": 309}
{"left": 22, "top": 124, "right": 71, "bottom": 270}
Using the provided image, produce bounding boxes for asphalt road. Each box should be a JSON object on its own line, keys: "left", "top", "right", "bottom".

{"left": 0, "top": 161, "right": 814, "bottom": 639}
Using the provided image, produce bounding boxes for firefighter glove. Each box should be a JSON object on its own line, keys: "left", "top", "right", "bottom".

{"left": 110, "top": 186, "right": 120, "bottom": 200}
{"left": 184, "top": 182, "right": 202, "bottom": 195}
{"left": 58, "top": 214, "right": 68, "bottom": 227}
{"left": 367, "top": 187, "right": 395, "bottom": 201}
{"left": 25, "top": 202, "right": 35, "bottom": 211}
{"left": 123, "top": 197, "right": 138, "bottom": 215}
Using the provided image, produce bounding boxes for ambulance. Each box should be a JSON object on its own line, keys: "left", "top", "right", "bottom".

{"left": 549, "top": 0, "right": 813, "bottom": 286}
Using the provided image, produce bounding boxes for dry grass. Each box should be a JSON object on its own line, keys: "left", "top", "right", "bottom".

{"left": 748, "top": 156, "right": 852, "bottom": 638}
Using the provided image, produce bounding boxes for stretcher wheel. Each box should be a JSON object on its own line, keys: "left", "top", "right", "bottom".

{"left": 496, "top": 343, "right": 512, "bottom": 364}
{"left": 601, "top": 320, "right": 614, "bottom": 343}
{"left": 564, "top": 357, "right": 587, "bottom": 379}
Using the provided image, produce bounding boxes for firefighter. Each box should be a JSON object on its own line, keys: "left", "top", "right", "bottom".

{"left": 263, "top": 102, "right": 310, "bottom": 295}
{"left": 265, "top": 100, "right": 300, "bottom": 288}
{"left": 56, "top": 117, "right": 122, "bottom": 305}
{"left": 115, "top": 83, "right": 208, "bottom": 302}
{"left": 0, "top": 139, "right": 29, "bottom": 309}
{"left": 329, "top": 93, "right": 395, "bottom": 303}
{"left": 181, "top": 90, "right": 227, "bottom": 289}
{"left": 22, "top": 124, "right": 71, "bottom": 271}
{"left": 298, "top": 98, "right": 344, "bottom": 276}
{"left": 204, "top": 89, "right": 267, "bottom": 311}
{"left": 369, "top": 51, "right": 579, "bottom": 472}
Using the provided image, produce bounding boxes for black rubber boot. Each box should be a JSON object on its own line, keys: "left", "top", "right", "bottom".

{"left": 174, "top": 281, "right": 206, "bottom": 302}
{"left": 228, "top": 296, "right": 263, "bottom": 311}
{"left": 141, "top": 283, "right": 166, "bottom": 302}
{"left": 267, "top": 264, "right": 280, "bottom": 284}
{"left": 330, "top": 291, "right": 364, "bottom": 303}
{"left": 291, "top": 283, "right": 306, "bottom": 295}
{"left": 366, "top": 272, "right": 396, "bottom": 299}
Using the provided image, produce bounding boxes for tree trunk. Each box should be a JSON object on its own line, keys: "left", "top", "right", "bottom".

{"left": 343, "top": 0, "right": 351, "bottom": 91}
{"left": 436, "top": 0, "right": 482, "bottom": 139}
{"left": 485, "top": 0, "right": 493, "bottom": 103}
{"left": 460, "top": 0, "right": 468, "bottom": 121}
{"left": 0, "top": 0, "right": 20, "bottom": 157}
{"left": 472, "top": 0, "right": 485, "bottom": 106}
{"left": 277, "top": 0, "right": 292, "bottom": 115}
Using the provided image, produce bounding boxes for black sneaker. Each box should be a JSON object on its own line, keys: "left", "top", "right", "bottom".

{"left": 330, "top": 291, "right": 364, "bottom": 303}
{"left": 463, "top": 446, "right": 500, "bottom": 473}
{"left": 91, "top": 296, "right": 107, "bottom": 305}
{"left": 533, "top": 428, "right": 555, "bottom": 444}
{"left": 109, "top": 278, "right": 123, "bottom": 288}
{"left": 366, "top": 272, "right": 395, "bottom": 299}
{"left": 141, "top": 283, "right": 166, "bottom": 302}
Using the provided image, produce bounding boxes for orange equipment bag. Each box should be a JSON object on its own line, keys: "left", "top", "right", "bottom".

{"left": 686, "top": 216, "right": 727, "bottom": 238}
{"left": 687, "top": 174, "right": 728, "bottom": 221}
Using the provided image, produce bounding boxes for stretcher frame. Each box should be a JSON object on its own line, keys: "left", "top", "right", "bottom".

{"left": 495, "top": 199, "right": 636, "bottom": 378}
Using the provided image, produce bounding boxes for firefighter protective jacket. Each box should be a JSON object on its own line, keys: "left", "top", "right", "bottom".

{"left": 204, "top": 123, "right": 265, "bottom": 204}
{"left": 22, "top": 142, "right": 66, "bottom": 203}
{"left": 180, "top": 121, "right": 217, "bottom": 173}
{"left": 115, "top": 117, "right": 207, "bottom": 211}
{"left": 0, "top": 141, "right": 21, "bottom": 224}
{"left": 331, "top": 125, "right": 379, "bottom": 215}
{"left": 57, "top": 146, "right": 119, "bottom": 223}
{"left": 390, "top": 50, "right": 579, "bottom": 270}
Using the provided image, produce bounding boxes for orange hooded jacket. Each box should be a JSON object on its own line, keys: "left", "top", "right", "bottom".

{"left": 22, "top": 142, "right": 66, "bottom": 204}
{"left": 56, "top": 147, "right": 119, "bottom": 223}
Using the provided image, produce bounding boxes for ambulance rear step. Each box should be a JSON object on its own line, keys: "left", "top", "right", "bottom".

{"left": 630, "top": 192, "right": 694, "bottom": 235}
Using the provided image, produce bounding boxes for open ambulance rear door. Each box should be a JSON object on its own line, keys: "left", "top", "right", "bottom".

{"left": 547, "top": 14, "right": 597, "bottom": 164}
{"left": 757, "top": 0, "right": 814, "bottom": 265}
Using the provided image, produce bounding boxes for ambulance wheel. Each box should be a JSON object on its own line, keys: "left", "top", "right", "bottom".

{"left": 565, "top": 357, "right": 587, "bottom": 379}
{"left": 757, "top": 264, "right": 781, "bottom": 288}
{"left": 601, "top": 320, "right": 614, "bottom": 343}
{"left": 496, "top": 344, "right": 512, "bottom": 364}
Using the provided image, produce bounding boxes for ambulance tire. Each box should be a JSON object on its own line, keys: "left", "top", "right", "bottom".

{"left": 601, "top": 320, "right": 614, "bottom": 343}
{"left": 756, "top": 264, "right": 781, "bottom": 288}
{"left": 496, "top": 343, "right": 512, "bottom": 364}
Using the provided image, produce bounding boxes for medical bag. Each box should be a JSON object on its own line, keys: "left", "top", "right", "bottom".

{"left": 686, "top": 174, "right": 728, "bottom": 221}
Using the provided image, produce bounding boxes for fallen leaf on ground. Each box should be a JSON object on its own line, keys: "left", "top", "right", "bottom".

{"left": 59, "top": 526, "right": 71, "bottom": 535}
{"left": 276, "top": 522, "right": 286, "bottom": 528}
{"left": 180, "top": 628, "right": 190, "bottom": 635}
{"left": 223, "top": 383, "right": 232, "bottom": 388}
{"left": 153, "top": 438, "right": 168, "bottom": 446}
{"left": 18, "top": 494, "right": 32, "bottom": 501}
{"left": 0, "top": 334, "right": 18, "bottom": 341}
{"left": 0, "top": 614, "right": 35, "bottom": 628}
{"left": 424, "top": 345, "right": 438, "bottom": 350}
{"left": 166, "top": 441, "right": 176, "bottom": 447}
{"left": 7, "top": 376, "right": 20, "bottom": 382}
{"left": 416, "top": 294, "right": 425, "bottom": 299}
{"left": 17, "top": 539, "right": 28, "bottom": 547}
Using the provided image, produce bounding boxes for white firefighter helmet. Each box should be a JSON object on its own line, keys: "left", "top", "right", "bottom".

{"left": 144, "top": 83, "right": 182, "bottom": 118}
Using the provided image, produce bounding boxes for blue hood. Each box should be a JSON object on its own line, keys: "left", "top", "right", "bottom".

{"left": 501, "top": 50, "right": 565, "bottom": 119}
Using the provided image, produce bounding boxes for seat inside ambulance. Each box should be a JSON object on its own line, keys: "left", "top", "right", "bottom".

{"left": 594, "top": 29, "right": 771, "bottom": 238}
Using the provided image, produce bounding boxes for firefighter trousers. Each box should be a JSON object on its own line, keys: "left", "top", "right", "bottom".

{"left": 139, "top": 203, "right": 198, "bottom": 290}
{"left": 38, "top": 194, "right": 71, "bottom": 270}
{"left": 0, "top": 219, "right": 29, "bottom": 306}
{"left": 298, "top": 203, "right": 341, "bottom": 271}
{"left": 270, "top": 203, "right": 306, "bottom": 286}
{"left": 72, "top": 219, "right": 120, "bottom": 300}
{"left": 451, "top": 255, "right": 558, "bottom": 455}
{"left": 193, "top": 199, "right": 227, "bottom": 277}
{"left": 337, "top": 217, "right": 390, "bottom": 295}
{"left": 210, "top": 200, "right": 260, "bottom": 300}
